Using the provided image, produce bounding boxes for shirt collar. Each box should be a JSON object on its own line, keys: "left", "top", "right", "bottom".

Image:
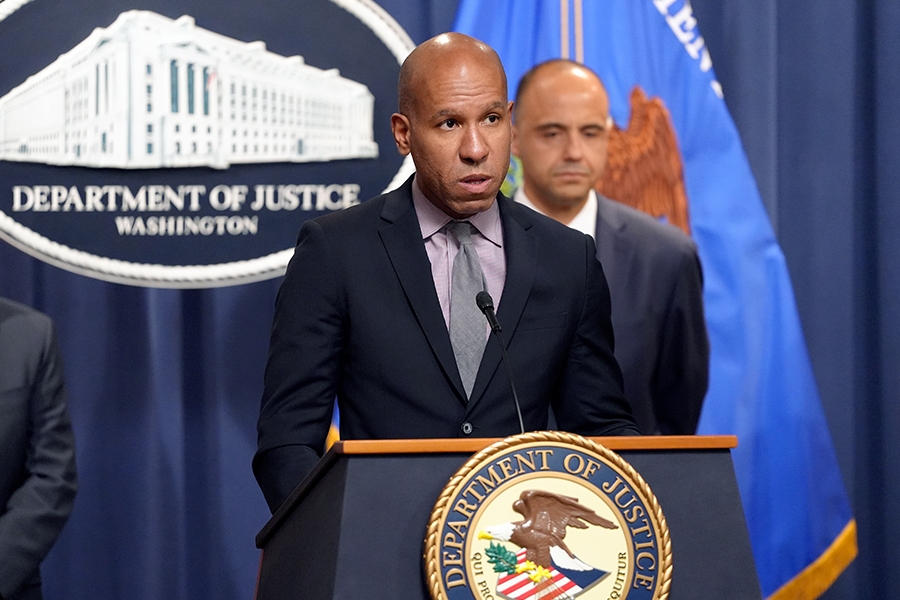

{"left": 513, "top": 187, "right": 598, "bottom": 238}
{"left": 412, "top": 174, "right": 503, "bottom": 247}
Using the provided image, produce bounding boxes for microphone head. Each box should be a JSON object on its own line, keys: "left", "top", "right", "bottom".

{"left": 475, "top": 291, "right": 494, "bottom": 313}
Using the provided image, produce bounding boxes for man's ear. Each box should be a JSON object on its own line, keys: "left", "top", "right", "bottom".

{"left": 509, "top": 101, "right": 519, "bottom": 156}
{"left": 391, "top": 113, "right": 411, "bottom": 156}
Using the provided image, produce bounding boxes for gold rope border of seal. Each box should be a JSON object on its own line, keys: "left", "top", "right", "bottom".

{"left": 424, "top": 430, "right": 672, "bottom": 600}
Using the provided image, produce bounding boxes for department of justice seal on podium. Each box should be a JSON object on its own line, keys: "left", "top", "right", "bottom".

{"left": 424, "top": 432, "right": 672, "bottom": 600}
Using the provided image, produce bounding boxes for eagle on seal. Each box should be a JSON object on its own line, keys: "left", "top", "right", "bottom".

{"left": 479, "top": 489, "right": 618, "bottom": 570}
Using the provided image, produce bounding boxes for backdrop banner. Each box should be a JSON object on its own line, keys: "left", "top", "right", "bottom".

{"left": 0, "top": 0, "right": 414, "bottom": 287}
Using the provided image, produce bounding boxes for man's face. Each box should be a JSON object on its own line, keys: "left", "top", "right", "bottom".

{"left": 391, "top": 54, "right": 512, "bottom": 218}
{"left": 511, "top": 67, "right": 610, "bottom": 214}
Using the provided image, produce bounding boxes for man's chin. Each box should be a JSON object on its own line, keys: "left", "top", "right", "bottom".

{"left": 548, "top": 186, "right": 593, "bottom": 208}
{"left": 443, "top": 195, "right": 497, "bottom": 218}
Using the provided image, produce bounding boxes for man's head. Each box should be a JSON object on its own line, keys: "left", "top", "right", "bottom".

{"left": 391, "top": 33, "right": 513, "bottom": 218}
{"left": 512, "top": 60, "right": 611, "bottom": 223}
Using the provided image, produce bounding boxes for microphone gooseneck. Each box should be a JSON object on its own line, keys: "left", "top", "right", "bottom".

{"left": 475, "top": 291, "right": 525, "bottom": 434}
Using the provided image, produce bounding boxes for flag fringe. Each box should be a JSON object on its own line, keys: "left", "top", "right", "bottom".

{"left": 325, "top": 423, "right": 340, "bottom": 451}
{"left": 767, "top": 519, "right": 858, "bottom": 600}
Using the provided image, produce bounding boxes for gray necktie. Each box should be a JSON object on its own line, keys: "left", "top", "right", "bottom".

{"left": 446, "top": 220, "right": 487, "bottom": 399}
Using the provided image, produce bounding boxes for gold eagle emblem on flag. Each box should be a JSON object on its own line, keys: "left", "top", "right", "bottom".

{"left": 598, "top": 86, "right": 691, "bottom": 236}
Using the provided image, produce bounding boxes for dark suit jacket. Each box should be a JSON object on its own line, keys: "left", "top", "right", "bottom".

{"left": 254, "top": 177, "right": 638, "bottom": 511}
{"left": 0, "top": 298, "right": 77, "bottom": 600}
{"left": 594, "top": 196, "right": 709, "bottom": 435}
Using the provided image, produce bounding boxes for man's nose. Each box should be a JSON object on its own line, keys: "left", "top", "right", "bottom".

{"left": 562, "top": 133, "right": 585, "bottom": 161}
{"left": 459, "top": 125, "right": 489, "bottom": 163}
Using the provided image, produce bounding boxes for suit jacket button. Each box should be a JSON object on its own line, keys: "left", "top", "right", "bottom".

{"left": 461, "top": 422, "right": 473, "bottom": 435}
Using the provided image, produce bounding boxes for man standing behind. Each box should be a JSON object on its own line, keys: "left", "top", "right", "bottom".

{"left": 255, "top": 35, "right": 638, "bottom": 513}
{"left": 0, "top": 298, "right": 77, "bottom": 600}
{"left": 512, "top": 60, "right": 709, "bottom": 435}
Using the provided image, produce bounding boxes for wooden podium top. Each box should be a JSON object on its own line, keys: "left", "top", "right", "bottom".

{"left": 258, "top": 434, "right": 738, "bottom": 549}
{"left": 332, "top": 435, "right": 737, "bottom": 455}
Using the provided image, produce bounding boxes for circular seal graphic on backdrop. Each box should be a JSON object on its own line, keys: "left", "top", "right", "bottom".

{"left": 424, "top": 432, "right": 671, "bottom": 600}
{"left": 0, "top": 0, "right": 415, "bottom": 287}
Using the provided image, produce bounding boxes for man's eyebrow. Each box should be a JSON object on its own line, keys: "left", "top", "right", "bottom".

{"left": 430, "top": 101, "right": 508, "bottom": 120}
{"left": 531, "top": 120, "right": 608, "bottom": 133}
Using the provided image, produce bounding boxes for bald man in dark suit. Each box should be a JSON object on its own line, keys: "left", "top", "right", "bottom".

{"left": 512, "top": 60, "right": 709, "bottom": 435}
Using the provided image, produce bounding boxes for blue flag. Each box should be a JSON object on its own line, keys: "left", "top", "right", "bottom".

{"left": 454, "top": 1, "right": 857, "bottom": 598}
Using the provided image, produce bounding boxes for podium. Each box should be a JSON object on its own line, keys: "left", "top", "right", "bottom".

{"left": 255, "top": 436, "right": 761, "bottom": 599}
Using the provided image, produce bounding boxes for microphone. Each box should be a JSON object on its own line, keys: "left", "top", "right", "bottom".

{"left": 475, "top": 291, "right": 525, "bottom": 434}
{"left": 476, "top": 291, "right": 501, "bottom": 334}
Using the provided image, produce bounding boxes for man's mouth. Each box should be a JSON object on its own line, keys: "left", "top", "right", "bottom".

{"left": 459, "top": 175, "right": 492, "bottom": 193}
{"left": 554, "top": 168, "right": 591, "bottom": 179}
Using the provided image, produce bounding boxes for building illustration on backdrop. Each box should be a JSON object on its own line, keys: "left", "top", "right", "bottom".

{"left": 0, "top": 10, "right": 378, "bottom": 169}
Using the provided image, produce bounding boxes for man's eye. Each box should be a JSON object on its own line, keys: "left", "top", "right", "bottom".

{"left": 484, "top": 114, "right": 500, "bottom": 124}
{"left": 439, "top": 119, "right": 458, "bottom": 129}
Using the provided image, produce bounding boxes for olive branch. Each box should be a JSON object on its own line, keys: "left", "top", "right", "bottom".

{"left": 485, "top": 542, "right": 519, "bottom": 574}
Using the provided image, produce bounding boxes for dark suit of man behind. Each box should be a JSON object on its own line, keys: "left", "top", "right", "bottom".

{"left": 517, "top": 190, "right": 708, "bottom": 434}
{"left": 595, "top": 196, "right": 708, "bottom": 434}
{"left": 0, "top": 298, "right": 77, "bottom": 600}
{"left": 254, "top": 34, "right": 637, "bottom": 513}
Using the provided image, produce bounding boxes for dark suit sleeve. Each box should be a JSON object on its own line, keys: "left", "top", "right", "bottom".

{"left": 0, "top": 313, "right": 77, "bottom": 600}
{"left": 553, "top": 235, "right": 640, "bottom": 437}
{"left": 653, "top": 248, "right": 709, "bottom": 435}
{"left": 254, "top": 220, "right": 344, "bottom": 513}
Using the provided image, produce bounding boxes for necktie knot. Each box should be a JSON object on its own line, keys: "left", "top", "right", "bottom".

{"left": 446, "top": 220, "right": 475, "bottom": 246}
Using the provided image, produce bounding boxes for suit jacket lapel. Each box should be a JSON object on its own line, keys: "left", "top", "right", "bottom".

{"left": 467, "top": 195, "right": 536, "bottom": 412}
{"left": 378, "top": 182, "right": 468, "bottom": 404}
{"left": 595, "top": 196, "right": 634, "bottom": 282}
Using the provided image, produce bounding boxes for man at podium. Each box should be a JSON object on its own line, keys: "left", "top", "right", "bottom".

{"left": 254, "top": 33, "right": 639, "bottom": 513}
